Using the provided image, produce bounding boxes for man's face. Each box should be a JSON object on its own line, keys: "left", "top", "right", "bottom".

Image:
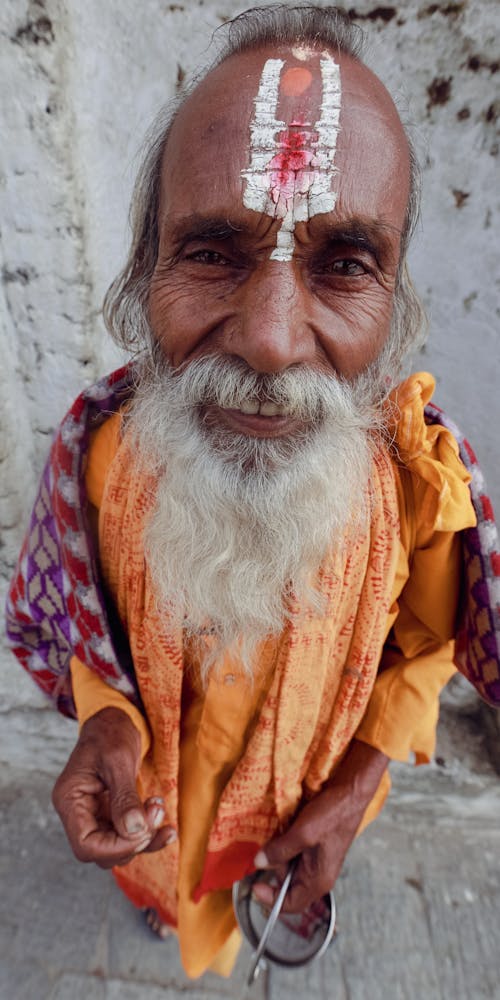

{"left": 148, "top": 46, "right": 410, "bottom": 441}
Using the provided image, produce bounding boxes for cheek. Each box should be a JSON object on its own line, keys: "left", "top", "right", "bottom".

{"left": 318, "top": 288, "right": 394, "bottom": 376}
{"left": 149, "top": 277, "right": 203, "bottom": 364}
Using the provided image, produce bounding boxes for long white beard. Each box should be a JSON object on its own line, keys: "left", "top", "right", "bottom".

{"left": 128, "top": 353, "right": 387, "bottom": 682}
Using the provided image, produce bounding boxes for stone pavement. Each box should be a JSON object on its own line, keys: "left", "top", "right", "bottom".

{"left": 1, "top": 682, "right": 500, "bottom": 1000}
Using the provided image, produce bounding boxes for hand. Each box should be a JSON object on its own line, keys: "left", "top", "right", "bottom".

{"left": 52, "top": 706, "right": 177, "bottom": 869}
{"left": 252, "top": 739, "right": 388, "bottom": 913}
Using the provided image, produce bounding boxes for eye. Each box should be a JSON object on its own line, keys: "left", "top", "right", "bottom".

{"left": 322, "top": 258, "right": 368, "bottom": 277}
{"left": 185, "top": 248, "right": 231, "bottom": 266}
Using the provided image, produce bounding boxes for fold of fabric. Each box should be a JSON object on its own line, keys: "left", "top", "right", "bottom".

{"left": 389, "top": 372, "right": 500, "bottom": 705}
{"left": 95, "top": 424, "right": 402, "bottom": 948}
{"left": 10, "top": 365, "right": 494, "bottom": 978}
{"left": 389, "top": 372, "right": 475, "bottom": 531}
{"left": 5, "top": 366, "right": 498, "bottom": 709}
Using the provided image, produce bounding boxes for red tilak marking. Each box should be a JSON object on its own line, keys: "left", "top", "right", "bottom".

{"left": 268, "top": 125, "right": 319, "bottom": 206}
{"left": 281, "top": 66, "right": 313, "bottom": 97}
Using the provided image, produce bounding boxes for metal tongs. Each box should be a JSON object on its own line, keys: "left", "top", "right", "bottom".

{"left": 246, "top": 857, "right": 299, "bottom": 986}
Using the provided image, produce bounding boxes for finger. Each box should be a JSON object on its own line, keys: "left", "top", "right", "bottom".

{"left": 280, "top": 857, "right": 332, "bottom": 914}
{"left": 51, "top": 724, "right": 153, "bottom": 863}
{"left": 142, "top": 798, "right": 178, "bottom": 850}
{"left": 253, "top": 872, "right": 323, "bottom": 914}
{"left": 254, "top": 826, "right": 306, "bottom": 871}
{"left": 252, "top": 881, "right": 277, "bottom": 907}
{"left": 57, "top": 779, "right": 149, "bottom": 862}
{"left": 107, "top": 773, "right": 149, "bottom": 841}
{"left": 69, "top": 814, "right": 153, "bottom": 865}
{"left": 279, "top": 879, "right": 321, "bottom": 913}
{"left": 53, "top": 778, "right": 118, "bottom": 859}
{"left": 109, "top": 823, "right": 177, "bottom": 867}
{"left": 252, "top": 855, "right": 304, "bottom": 913}
{"left": 105, "top": 809, "right": 176, "bottom": 858}
{"left": 52, "top": 764, "right": 104, "bottom": 827}
{"left": 144, "top": 796, "right": 166, "bottom": 831}
{"left": 251, "top": 865, "right": 288, "bottom": 907}
{"left": 141, "top": 825, "right": 178, "bottom": 854}
{"left": 253, "top": 850, "right": 330, "bottom": 914}
{"left": 95, "top": 829, "right": 174, "bottom": 869}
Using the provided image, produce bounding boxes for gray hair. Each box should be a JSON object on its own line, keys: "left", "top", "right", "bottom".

{"left": 103, "top": 4, "right": 426, "bottom": 376}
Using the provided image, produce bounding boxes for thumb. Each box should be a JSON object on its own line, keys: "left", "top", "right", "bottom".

{"left": 107, "top": 763, "right": 149, "bottom": 841}
{"left": 254, "top": 826, "right": 303, "bottom": 871}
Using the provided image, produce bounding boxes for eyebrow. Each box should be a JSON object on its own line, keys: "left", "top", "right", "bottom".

{"left": 317, "top": 218, "right": 401, "bottom": 262}
{"left": 165, "top": 213, "right": 401, "bottom": 262}
{"left": 166, "top": 216, "right": 243, "bottom": 247}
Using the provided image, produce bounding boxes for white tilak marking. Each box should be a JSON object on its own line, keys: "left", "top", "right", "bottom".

{"left": 242, "top": 59, "right": 285, "bottom": 216}
{"left": 308, "top": 59, "right": 342, "bottom": 217}
{"left": 242, "top": 56, "right": 342, "bottom": 262}
{"left": 270, "top": 208, "right": 296, "bottom": 262}
{"left": 291, "top": 46, "right": 314, "bottom": 61}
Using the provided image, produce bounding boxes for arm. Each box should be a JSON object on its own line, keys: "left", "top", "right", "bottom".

{"left": 52, "top": 417, "right": 177, "bottom": 867}
{"left": 253, "top": 738, "right": 388, "bottom": 912}
{"left": 254, "top": 527, "right": 466, "bottom": 911}
{"left": 356, "top": 527, "right": 463, "bottom": 764}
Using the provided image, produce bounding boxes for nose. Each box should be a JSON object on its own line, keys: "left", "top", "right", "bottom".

{"left": 225, "top": 261, "right": 316, "bottom": 373}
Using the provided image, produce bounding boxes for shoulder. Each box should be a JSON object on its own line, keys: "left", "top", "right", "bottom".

{"left": 388, "top": 372, "right": 476, "bottom": 540}
{"left": 55, "top": 364, "right": 136, "bottom": 509}
{"left": 85, "top": 411, "right": 125, "bottom": 509}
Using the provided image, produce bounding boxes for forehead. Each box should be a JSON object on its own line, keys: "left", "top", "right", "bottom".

{"left": 160, "top": 46, "right": 410, "bottom": 233}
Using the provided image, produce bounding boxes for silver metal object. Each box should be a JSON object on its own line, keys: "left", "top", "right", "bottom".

{"left": 232, "top": 858, "right": 336, "bottom": 986}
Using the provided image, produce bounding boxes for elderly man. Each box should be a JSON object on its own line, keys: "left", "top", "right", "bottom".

{"left": 7, "top": 2, "right": 488, "bottom": 980}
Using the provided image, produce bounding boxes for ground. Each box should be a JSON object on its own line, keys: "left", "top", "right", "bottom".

{"left": 1, "top": 679, "right": 499, "bottom": 1000}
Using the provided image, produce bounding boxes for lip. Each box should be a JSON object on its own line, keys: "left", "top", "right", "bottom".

{"left": 204, "top": 405, "right": 304, "bottom": 439}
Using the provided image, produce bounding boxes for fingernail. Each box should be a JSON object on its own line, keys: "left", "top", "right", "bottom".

{"left": 252, "top": 883, "right": 274, "bottom": 905}
{"left": 254, "top": 850, "right": 269, "bottom": 869}
{"left": 124, "top": 810, "right": 147, "bottom": 835}
{"left": 166, "top": 829, "right": 178, "bottom": 845}
{"left": 134, "top": 835, "right": 152, "bottom": 853}
{"left": 151, "top": 805, "right": 165, "bottom": 829}
{"left": 148, "top": 796, "right": 164, "bottom": 806}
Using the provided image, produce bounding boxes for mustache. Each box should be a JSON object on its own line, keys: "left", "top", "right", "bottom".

{"left": 145, "top": 352, "right": 373, "bottom": 430}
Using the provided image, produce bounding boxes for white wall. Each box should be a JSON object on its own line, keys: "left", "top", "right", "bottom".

{"left": 1, "top": 0, "right": 499, "bottom": 771}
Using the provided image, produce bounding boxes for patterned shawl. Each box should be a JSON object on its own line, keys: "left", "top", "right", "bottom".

{"left": 5, "top": 365, "right": 500, "bottom": 709}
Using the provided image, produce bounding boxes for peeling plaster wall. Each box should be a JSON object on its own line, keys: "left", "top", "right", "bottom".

{"left": 1, "top": 0, "right": 499, "bottom": 771}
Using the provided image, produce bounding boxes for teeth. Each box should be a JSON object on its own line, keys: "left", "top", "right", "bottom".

{"left": 220, "top": 399, "right": 289, "bottom": 417}
{"left": 259, "top": 401, "right": 285, "bottom": 416}
{"left": 239, "top": 399, "right": 261, "bottom": 415}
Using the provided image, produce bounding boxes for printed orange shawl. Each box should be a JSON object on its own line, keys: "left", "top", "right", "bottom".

{"left": 97, "top": 432, "right": 401, "bottom": 927}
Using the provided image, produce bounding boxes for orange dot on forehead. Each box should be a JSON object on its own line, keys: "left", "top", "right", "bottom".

{"left": 280, "top": 66, "right": 313, "bottom": 97}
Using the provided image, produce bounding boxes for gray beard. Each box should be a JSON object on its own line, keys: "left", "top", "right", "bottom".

{"left": 127, "top": 353, "right": 389, "bottom": 682}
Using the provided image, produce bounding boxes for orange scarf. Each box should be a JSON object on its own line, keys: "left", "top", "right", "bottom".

{"left": 97, "top": 432, "right": 401, "bottom": 926}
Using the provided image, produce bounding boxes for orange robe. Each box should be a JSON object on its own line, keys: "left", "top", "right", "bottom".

{"left": 70, "top": 372, "right": 476, "bottom": 977}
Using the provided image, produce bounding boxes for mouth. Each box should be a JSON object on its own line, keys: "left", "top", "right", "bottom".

{"left": 202, "top": 401, "right": 305, "bottom": 438}
{"left": 225, "top": 398, "right": 289, "bottom": 417}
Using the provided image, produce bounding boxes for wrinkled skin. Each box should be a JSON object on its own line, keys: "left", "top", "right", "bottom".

{"left": 54, "top": 43, "right": 409, "bottom": 908}
{"left": 52, "top": 708, "right": 176, "bottom": 869}
{"left": 252, "top": 739, "right": 388, "bottom": 912}
{"left": 150, "top": 44, "right": 410, "bottom": 447}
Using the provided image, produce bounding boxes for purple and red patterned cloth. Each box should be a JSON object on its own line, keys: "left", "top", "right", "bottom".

{"left": 5, "top": 366, "right": 500, "bottom": 715}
